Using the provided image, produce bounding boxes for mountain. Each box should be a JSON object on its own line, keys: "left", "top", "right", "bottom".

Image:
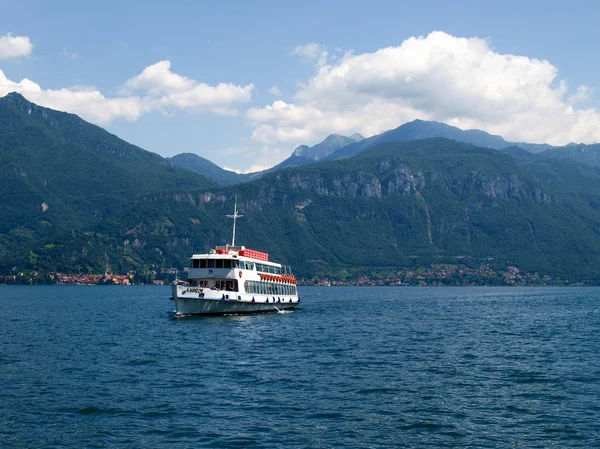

{"left": 539, "top": 144, "right": 600, "bottom": 167}
{"left": 501, "top": 145, "right": 600, "bottom": 197}
{"left": 0, "top": 92, "right": 214, "bottom": 270}
{"left": 167, "top": 133, "right": 365, "bottom": 184}
{"left": 4, "top": 94, "right": 600, "bottom": 282}
{"left": 292, "top": 133, "right": 364, "bottom": 160}
{"left": 169, "top": 153, "right": 258, "bottom": 185}
{"left": 100, "top": 138, "right": 600, "bottom": 280}
{"left": 5, "top": 122, "right": 600, "bottom": 281}
{"left": 324, "top": 119, "right": 553, "bottom": 161}
{"left": 269, "top": 132, "right": 364, "bottom": 171}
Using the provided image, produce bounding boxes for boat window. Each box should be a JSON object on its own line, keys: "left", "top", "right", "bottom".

{"left": 223, "top": 260, "right": 232, "bottom": 269}
{"left": 248, "top": 263, "right": 254, "bottom": 271}
{"left": 199, "top": 259, "right": 207, "bottom": 268}
{"left": 216, "top": 259, "right": 223, "bottom": 269}
{"left": 192, "top": 259, "right": 199, "bottom": 268}
{"left": 208, "top": 259, "right": 215, "bottom": 268}
{"left": 233, "top": 260, "right": 240, "bottom": 269}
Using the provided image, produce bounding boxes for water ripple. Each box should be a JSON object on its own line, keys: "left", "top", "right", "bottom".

{"left": 1, "top": 285, "right": 600, "bottom": 447}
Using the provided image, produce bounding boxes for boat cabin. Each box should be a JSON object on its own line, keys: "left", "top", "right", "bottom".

{"left": 186, "top": 246, "right": 295, "bottom": 295}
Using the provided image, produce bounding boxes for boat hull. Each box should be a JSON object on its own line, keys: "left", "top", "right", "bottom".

{"left": 172, "top": 284, "right": 299, "bottom": 315}
{"left": 174, "top": 297, "right": 298, "bottom": 315}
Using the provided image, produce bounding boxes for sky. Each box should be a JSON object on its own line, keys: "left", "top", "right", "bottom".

{"left": 1, "top": 0, "right": 600, "bottom": 172}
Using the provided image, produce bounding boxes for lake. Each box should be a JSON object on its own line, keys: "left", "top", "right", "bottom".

{"left": 1, "top": 286, "right": 599, "bottom": 447}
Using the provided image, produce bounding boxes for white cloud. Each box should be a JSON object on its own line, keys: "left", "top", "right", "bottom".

{"left": 249, "top": 31, "right": 600, "bottom": 146}
{"left": 268, "top": 86, "right": 282, "bottom": 96}
{"left": 123, "top": 60, "right": 253, "bottom": 115}
{"left": 292, "top": 42, "right": 329, "bottom": 67}
{"left": 242, "top": 144, "right": 288, "bottom": 173}
{"left": 568, "top": 86, "right": 592, "bottom": 105}
{"left": 292, "top": 43, "right": 324, "bottom": 61}
{"left": 123, "top": 60, "right": 195, "bottom": 95}
{"left": 0, "top": 60, "right": 253, "bottom": 125}
{"left": 222, "top": 166, "right": 243, "bottom": 174}
{"left": 0, "top": 33, "right": 33, "bottom": 60}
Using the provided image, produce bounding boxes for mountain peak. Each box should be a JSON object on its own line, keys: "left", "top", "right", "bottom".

{"left": 292, "top": 144, "right": 310, "bottom": 156}
{"left": 323, "top": 133, "right": 348, "bottom": 142}
{"left": 350, "top": 133, "right": 364, "bottom": 142}
{"left": 0, "top": 92, "right": 31, "bottom": 105}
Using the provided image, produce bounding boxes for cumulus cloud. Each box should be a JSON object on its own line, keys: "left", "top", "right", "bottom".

{"left": 0, "top": 33, "right": 33, "bottom": 60}
{"left": 268, "top": 86, "right": 282, "bottom": 96}
{"left": 123, "top": 60, "right": 253, "bottom": 115}
{"left": 123, "top": 61, "right": 253, "bottom": 112}
{"left": 0, "top": 60, "right": 253, "bottom": 125}
{"left": 0, "top": 71, "right": 145, "bottom": 123}
{"left": 244, "top": 144, "right": 289, "bottom": 173}
{"left": 249, "top": 31, "right": 600, "bottom": 147}
{"left": 292, "top": 42, "right": 329, "bottom": 67}
{"left": 568, "top": 86, "right": 592, "bottom": 105}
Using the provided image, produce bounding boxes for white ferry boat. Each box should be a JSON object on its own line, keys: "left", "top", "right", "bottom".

{"left": 170, "top": 200, "right": 300, "bottom": 315}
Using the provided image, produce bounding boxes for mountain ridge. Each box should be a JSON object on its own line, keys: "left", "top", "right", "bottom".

{"left": 4, "top": 93, "right": 600, "bottom": 282}
{"left": 168, "top": 153, "right": 259, "bottom": 185}
{"left": 325, "top": 119, "right": 554, "bottom": 161}
{"left": 0, "top": 92, "right": 214, "bottom": 234}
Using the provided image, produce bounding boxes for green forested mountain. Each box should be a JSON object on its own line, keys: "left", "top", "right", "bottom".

{"left": 539, "top": 144, "right": 600, "bottom": 167}
{"left": 168, "top": 152, "right": 259, "bottom": 185}
{"left": 3, "top": 94, "right": 600, "bottom": 282}
{"left": 0, "top": 93, "right": 214, "bottom": 272}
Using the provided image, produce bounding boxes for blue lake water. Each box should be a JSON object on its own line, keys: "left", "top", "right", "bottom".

{"left": 1, "top": 285, "right": 600, "bottom": 448}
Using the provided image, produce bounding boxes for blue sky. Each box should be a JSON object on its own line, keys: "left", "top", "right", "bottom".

{"left": 1, "top": 0, "right": 599, "bottom": 171}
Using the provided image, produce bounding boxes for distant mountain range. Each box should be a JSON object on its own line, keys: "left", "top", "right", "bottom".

{"left": 168, "top": 132, "right": 365, "bottom": 181}
{"left": 169, "top": 119, "right": 600, "bottom": 186}
{"left": 324, "top": 119, "right": 554, "bottom": 160}
{"left": 3, "top": 92, "right": 600, "bottom": 281}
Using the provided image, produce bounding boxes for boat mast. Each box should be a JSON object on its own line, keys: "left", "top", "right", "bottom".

{"left": 226, "top": 195, "right": 243, "bottom": 247}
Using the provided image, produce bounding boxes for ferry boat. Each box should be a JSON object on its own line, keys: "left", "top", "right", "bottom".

{"left": 170, "top": 199, "right": 300, "bottom": 315}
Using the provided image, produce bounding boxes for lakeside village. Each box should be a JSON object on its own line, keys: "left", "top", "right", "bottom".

{"left": 0, "top": 264, "right": 586, "bottom": 286}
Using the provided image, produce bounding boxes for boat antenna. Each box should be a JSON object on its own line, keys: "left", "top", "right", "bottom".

{"left": 226, "top": 195, "right": 243, "bottom": 247}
